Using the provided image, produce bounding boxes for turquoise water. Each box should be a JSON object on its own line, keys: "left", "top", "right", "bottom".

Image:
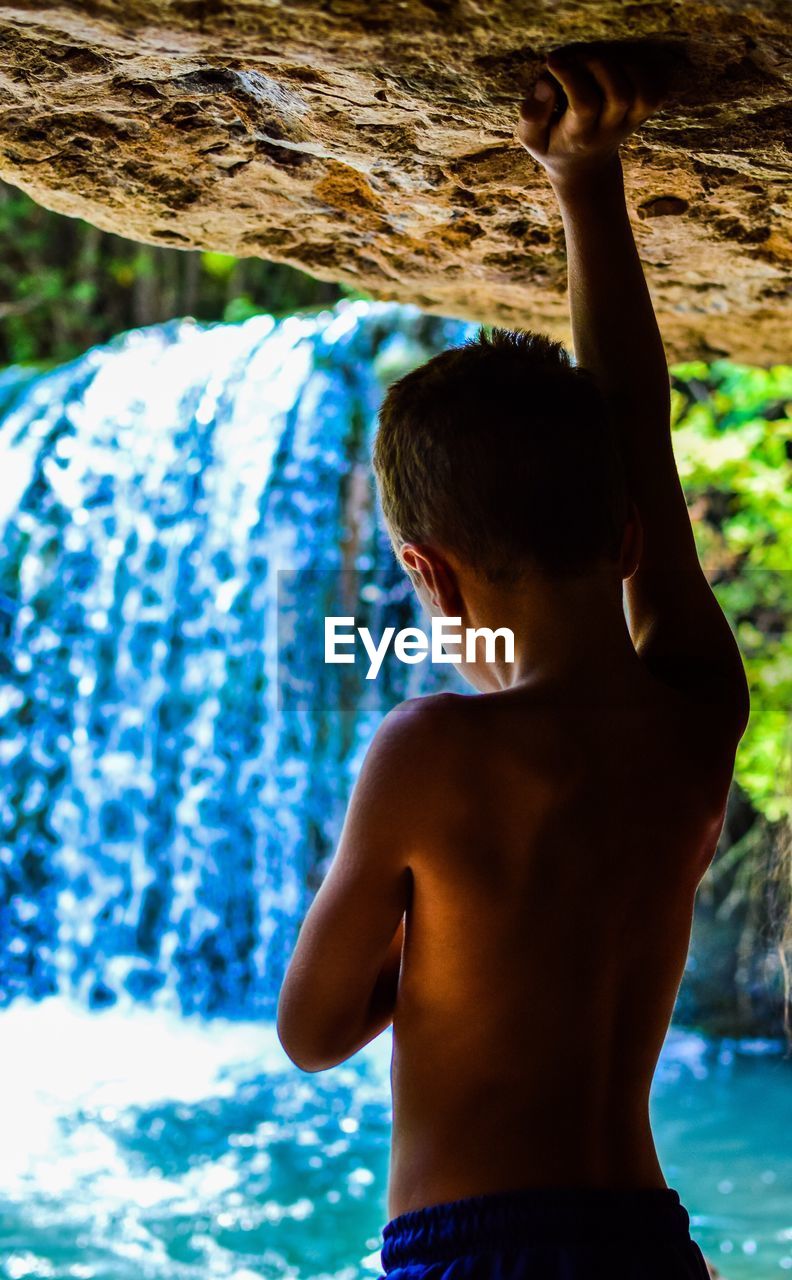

{"left": 0, "top": 1002, "right": 789, "bottom": 1280}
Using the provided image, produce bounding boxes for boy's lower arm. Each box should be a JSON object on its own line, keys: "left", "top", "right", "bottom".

{"left": 323, "top": 916, "right": 405, "bottom": 1067}
{"left": 365, "top": 914, "right": 405, "bottom": 1028}
{"left": 517, "top": 51, "right": 672, "bottom": 463}
{"left": 517, "top": 49, "right": 680, "bottom": 568}
{"left": 550, "top": 157, "right": 671, "bottom": 435}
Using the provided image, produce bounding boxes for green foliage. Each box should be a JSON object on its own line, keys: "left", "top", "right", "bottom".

{"left": 0, "top": 180, "right": 342, "bottom": 368}
{"left": 201, "top": 251, "right": 237, "bottom": 281}
{"left": 671, "top": 362, "right": 792, "bottom": 821}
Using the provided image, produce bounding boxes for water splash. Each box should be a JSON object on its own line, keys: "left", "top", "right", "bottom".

{"left": 0, "top": 1000, "right": 788, "bottom": 1280}
{"left": 0, "top": 302, "right": 473, "bottom": 1016}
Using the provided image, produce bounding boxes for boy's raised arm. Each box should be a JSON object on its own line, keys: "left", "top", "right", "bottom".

{"left": 517, "top": 48, "right": 749, "bottom": 737}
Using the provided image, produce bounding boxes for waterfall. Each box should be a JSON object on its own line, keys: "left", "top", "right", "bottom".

{"left": 0, "top": 302, "right": 473, "bottom": 1017}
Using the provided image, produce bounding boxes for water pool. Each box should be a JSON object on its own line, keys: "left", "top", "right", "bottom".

{"left": 0, "top": 1001, "right": 789, "bottom": 1280}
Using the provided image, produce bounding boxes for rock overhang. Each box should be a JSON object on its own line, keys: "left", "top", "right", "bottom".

{"left": 0, "top": 1, "right": 789, "bottom": 362}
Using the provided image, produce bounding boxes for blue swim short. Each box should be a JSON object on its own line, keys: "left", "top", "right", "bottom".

{"left": 379, "top": 1186, "right": 710, "bottom": 1278}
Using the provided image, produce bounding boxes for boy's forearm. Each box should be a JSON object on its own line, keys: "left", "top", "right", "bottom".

{"left": 362, "top": 914, "right": 404, "bottom": 1033}
{"left": 550, "top": 156, "right": 671, "bottom": 448}
{"left": 317, "top": 916, "right": 404, "bottom": 1068}
{"left": 516, "top": 47, "right": 671, "bottom": 464}
{"left": 280, "top": 915, "right": 404, "bottom": 1072}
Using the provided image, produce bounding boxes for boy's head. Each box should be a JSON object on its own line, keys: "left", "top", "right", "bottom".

{"left": 373, "top": 326, "right": 630, "bottom": 584}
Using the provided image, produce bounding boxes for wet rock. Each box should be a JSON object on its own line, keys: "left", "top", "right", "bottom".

{"left": 0, "top": 2, "right": 789, "bottom": 361}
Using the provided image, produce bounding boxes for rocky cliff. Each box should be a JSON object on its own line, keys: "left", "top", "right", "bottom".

{"left": 0, "top": 1, "right": 789, "bottom": 360}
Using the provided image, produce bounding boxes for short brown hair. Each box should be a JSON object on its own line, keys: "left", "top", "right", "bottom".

{"left": 372, "top": 326, "right": 629, "bottom": 580}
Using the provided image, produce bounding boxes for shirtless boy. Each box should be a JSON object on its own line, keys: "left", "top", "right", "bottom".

{"left": 277, "top": 44, "right": 749, "bottom": 1279}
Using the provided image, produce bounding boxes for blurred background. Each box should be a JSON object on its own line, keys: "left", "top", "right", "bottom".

{"left": 0, "top": 176, "right": 790, "bottom": 1279}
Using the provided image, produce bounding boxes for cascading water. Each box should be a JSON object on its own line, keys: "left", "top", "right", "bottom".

{"left": 0, "top": 301, "right": 473, "bottom": 1019}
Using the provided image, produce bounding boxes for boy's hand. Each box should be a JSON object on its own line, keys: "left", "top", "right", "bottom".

{"left": 517, "top": 47, "right": 664, "bottom": 191}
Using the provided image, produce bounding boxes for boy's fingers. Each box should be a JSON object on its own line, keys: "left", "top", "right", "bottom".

{"left": 616, "top": 57, "right": 667, "bottom": 125}
{"left": 582, "top": 55, "right": 633, "bottom": 126}
{"left": 518, "top": 75, "right": 557, "bottom": 149}
{"left": 519, "top": 75, "right": 557, "bottom": 121}
{"left": 545, "top": 52, "right": 601, "bottom": 122}
{"left": 627, "top": 84, "right": 666, "bottom": 126}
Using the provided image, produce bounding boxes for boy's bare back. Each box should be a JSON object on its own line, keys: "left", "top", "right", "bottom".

{"left": 387, "top": 663, "right": 734, "bottom": 1217}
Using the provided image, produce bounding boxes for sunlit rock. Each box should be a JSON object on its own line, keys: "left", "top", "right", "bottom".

{"left": 0, "top": 2, "right": 789, "bottom": 361}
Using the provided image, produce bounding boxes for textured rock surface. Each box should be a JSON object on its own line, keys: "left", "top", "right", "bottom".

{"left": 0, "top": 1, "right": 790, "bottom": 361}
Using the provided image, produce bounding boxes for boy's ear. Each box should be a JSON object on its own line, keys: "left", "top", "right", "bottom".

{"left": 400, "top": 543, "right": 462, "bottom": 614}
{"left": 619, "top": 500, "right": 643, "bottom": 581}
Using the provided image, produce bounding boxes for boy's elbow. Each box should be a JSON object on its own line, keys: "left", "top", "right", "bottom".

{"left": 279, "top": 1041, "right": 331, "bottom": 1073}
{"left": 726, "top": 657, "right": 751, "bottom": 744}
{"left": 277, "top": 1020, "right": 320, "bottom": 1072}
{"left": 278, "top": 1034, "right": 341, "bottom": 1074}
{"left": 735, "top": 677, "right": 751, "bottom": 742}
{"left": 276, "top": 995, "right": 311, "bottom": 1071}
{"left": 276, "top": 993, "right": 338, "bottom": 1073}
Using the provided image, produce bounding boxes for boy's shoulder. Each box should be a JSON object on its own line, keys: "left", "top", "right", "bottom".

{"left": 360, "top": 691, "right": 480, "bottom": 796}
{"left": 357, "top": 693, "right": 484, "bottom": 848}
{"left": 347, "top": 694, "right": 468, "bottom": 840}
{"left": 372, "top": 691, "right": 470, "bottom": 757}
{"left": 371, "top": 687, "right": 546, "bottom": 769}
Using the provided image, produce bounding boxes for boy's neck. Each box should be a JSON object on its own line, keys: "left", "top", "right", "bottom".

{"left": 455, "top": 563, "right": 639, "bottom": 693}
